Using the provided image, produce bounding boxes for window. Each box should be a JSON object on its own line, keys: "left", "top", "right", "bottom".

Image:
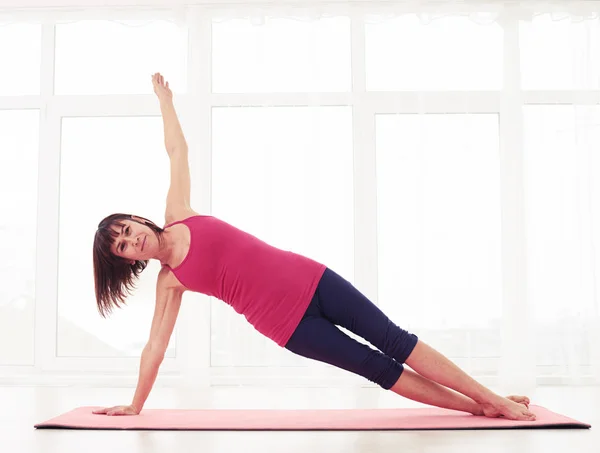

{"left": 56, "top": 116, "right": 176, "bottom": 357}
{"left": 210, "top": 106, "right": 354, "bottom": 366}
{"left": 523, "top": 105, "right": 600, "bottom": 322}
{"left": 212, "top": 17, "right": 351, "bottom": 93}
{"left": 376, "top": 113, "right": 502, "bottom": 329}
{"left": 54, "top": 20, "right": 188, "bottom": 95}
{"left": 0, "top": 24, "right": 41, "bottom": 96}
{"left": 365, "top": 15, "right": 503, "bottom": 90}
{"left": 520, "top": 16, "right": 600, "bottom": 90}
{"left": 0, "top": 110, "right": 39, "bottom": 364}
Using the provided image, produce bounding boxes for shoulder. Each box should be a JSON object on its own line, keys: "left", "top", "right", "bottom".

{"left": 164, "top": 206, "right": 200, "bottom": 227}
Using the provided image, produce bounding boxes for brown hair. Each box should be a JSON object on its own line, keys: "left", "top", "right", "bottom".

{"left": 93, "top": 213, "right": 165, "bottom": 317}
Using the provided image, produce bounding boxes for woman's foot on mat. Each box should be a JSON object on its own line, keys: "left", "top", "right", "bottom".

{"left": 478, "top": 396, "right": 536, "bottom": 421}
{"left": 471, "top": 396, "right": 530, "bottom": 417}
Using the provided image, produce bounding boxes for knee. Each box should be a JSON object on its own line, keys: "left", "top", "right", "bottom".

{"left": 361, "top": 350, "right": 404, "bottom": 390}
{"left": 378, "top": 362, "right": 405, "bottom": 390}
{"left": 384, "top": 323, "right": 419, "bottom": 363}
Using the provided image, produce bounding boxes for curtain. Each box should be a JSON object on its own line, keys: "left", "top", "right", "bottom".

{"left": 1, "top": 0, "right": 600, "bottom": 390}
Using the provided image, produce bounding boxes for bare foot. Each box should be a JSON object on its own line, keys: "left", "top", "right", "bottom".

{"left": 471, "top": 395, "right": 530, "bottom": 416}
{"left": 480, "top": 396, "right": 536, "bottom": 421}
{"left": 506, "top": 395, "right": 530, "bottom": 408}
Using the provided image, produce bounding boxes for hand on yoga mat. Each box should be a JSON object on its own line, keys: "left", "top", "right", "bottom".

{"left": 92, "top": 405, "right": 139, "bottom": 416}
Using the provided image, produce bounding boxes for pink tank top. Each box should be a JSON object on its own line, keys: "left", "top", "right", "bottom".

{"left": 162, "top": 215, "right": 326, "bottom": 347}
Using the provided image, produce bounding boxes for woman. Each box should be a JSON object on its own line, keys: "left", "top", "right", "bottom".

{"left": 92, "top": 73, "right": 536, "bottom": 421}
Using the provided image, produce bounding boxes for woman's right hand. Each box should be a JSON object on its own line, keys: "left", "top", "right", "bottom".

{"left": 92, "top": 404, "right": 140, "bottom": 416}
{"left": 152, "top": 72, "right": 173, "bottom": 102}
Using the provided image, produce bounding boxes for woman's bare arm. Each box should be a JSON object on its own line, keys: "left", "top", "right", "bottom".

{"left": 92, "top": 269, "right": 182, "bottom": 416}
{"left": 159, "top": 99, "right": 188, "bottom": 155}
{"left": 152, "top": 73, "right": 195, "bottom": 221}
{"left": 130, "top": 269, "right": 183, "bottom": 412}
{"left": 152, "top": 73, "right": 187, "bottom": 154}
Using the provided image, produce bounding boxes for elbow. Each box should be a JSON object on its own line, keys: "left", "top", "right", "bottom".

{"left": 166, "top": 143, "right": 188, "bottom": 157}
{"left": 144, "top": 342, "right": 167, "bottom": 363}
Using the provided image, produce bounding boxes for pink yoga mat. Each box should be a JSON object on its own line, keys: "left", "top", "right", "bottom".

{"left": 34, "top": 405, "right": 590, "bottom": 431}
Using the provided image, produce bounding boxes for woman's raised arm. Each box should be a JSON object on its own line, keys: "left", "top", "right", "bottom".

{"left": 152, "top": 73, "right": 193, "bottom": 221}
{"left": 152, "top": 73, "right": 187, "bottom": 155}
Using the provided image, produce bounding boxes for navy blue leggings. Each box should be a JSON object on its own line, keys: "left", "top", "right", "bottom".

{"left": 285, "top": 267, "right": 419, "bottom": 390}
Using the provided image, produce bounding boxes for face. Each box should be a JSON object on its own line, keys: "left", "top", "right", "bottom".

{"left": 110, "top": 219, "right": 157, "bottom": 263}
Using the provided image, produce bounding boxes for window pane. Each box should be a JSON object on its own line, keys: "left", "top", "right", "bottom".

{"left": 520, "top": 16, "right": 600, "bottom": 90}
{"left": 0, "top": 24, "right": 41, "bottom": 96}
{"left": 0, "top": 110, "right": 39, "bottom": 365}
{"left": 212, "top": 17, "right": 351, "bottom": 93}
{"left": 376, "top": 114, "right": 502, "bottom": 330}
{"left": 523, "top": 106, "right": 600, "bottom": 373}
{"left": 366, "top": 16, "right": 503, "bottom": 90}
{"left": 210, "top": 106, "right": 353, "bottom": 366}
{"left": 523, "top": 105, "right": 600, "bottom": 322}
{"left": 57, "top": 117, "right": 175, "bottom": 358}
{"left": 55, "top": 20, "right": 188, "bottom": 95}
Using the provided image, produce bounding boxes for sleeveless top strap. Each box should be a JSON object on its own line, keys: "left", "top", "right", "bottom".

{"left": 161, "top": 217, "right": 189, "bottom": 269}
{"left": 163, "top": 219, "right": 186, "bottom": 229}
{"left": 161, "top": 215, "right": 203, "bottom": 269}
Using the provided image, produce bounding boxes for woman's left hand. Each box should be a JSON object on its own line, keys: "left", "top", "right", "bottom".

{"left": 92, "top": 405, "right": 139, "bottom": 416}
{"left": 152, "top": 72, "right": 173, "bottom": 102}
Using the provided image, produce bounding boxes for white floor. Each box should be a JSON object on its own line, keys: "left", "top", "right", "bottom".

{"left": 2, "top": 384, "right": 597, "bottom": 453}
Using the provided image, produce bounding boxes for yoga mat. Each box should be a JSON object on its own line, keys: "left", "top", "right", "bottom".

{"left": 34, "top": 405, "right": 590, "bottom": 431}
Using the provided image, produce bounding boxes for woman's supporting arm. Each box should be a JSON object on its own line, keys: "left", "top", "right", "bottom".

{"left": 131, "top": 270, "right": 183, "bottom": 412}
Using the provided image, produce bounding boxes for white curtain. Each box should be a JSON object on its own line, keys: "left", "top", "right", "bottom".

{"left": 1, "top": 0, "right": 600, "bottom": 390}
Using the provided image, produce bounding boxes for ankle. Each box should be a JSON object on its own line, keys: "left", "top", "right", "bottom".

{"left": 479, "top": 392, "right": 503, "bottom": 405}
